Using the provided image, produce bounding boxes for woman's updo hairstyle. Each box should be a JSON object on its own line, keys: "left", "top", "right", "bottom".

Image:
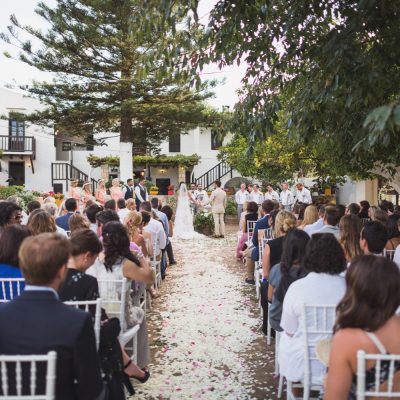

{"left": 275, "top": 211, "right": 297, "bottom": 237}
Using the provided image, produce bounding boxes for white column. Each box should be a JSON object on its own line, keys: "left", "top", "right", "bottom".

{"left": 119, "top": 141, "right": 133, "bottom": 182}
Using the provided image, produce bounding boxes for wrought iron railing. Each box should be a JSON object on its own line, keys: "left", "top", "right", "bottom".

{"left": 0, "top": 135, "right": 35, "bottom": 157}
{"left": 194, "top": 161, "right": 233, "bottom": 190}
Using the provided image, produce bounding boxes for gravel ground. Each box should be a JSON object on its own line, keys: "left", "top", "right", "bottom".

{"left": 131, "top": 224, "right": 278, "bottom": 399}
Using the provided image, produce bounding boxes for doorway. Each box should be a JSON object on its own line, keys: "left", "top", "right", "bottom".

{"left": 8, "top": 162, "right": 25, "bottom": 186}
{"left": 156, "top": 178, "right": 170, "bottom": 195}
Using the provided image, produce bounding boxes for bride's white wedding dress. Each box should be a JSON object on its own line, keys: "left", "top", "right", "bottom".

{"left": 174, "top": 183, "right": 204, "bottom": 240}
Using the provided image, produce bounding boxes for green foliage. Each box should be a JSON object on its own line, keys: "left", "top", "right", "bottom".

{"left": 193, "top": 211, "right": 214, "bottom": 235}
{"left": 166, "top": 195, "right": 177, "bottom": 210}
{"left": 87, "top": 153, "right": 201, "bottom": 168}
{"left": 225, "top": 198, "right": 237, "bottom": 216}
{"left": 0, "top": 186, "right": 40, "bottom": 210}
{"left": 0, "top": 186, "right": 24, "bottom": 200}
{"left": 1, "top": 0, "right": 221, "bottom": 149}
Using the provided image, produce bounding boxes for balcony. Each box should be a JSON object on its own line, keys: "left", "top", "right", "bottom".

{"left": 0, "top": 136, "right": 36, "bottom": 158}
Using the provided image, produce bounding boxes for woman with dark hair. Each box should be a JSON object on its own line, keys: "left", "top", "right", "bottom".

{"left": 236, "top": 201, "right": 259, "bottom": 259}
{"left": 160, "top": 205, "right": 177, "bottom": 265}
{"left": 339, "top": 214, "right": 362, "bottom": 262}
{"left": 325, "top": 256, "right": 400, "bottom": 399}
{"left": 0, "top": 201, "right": 22, "bottom": 232}
{"left": 27, "top": 209, "right": 57, "bottom": 235}
{"left": 385, "top": 214, "right": 400, "bottom": 250}
{"left": 278, "top": 233, "right": 347, "bottom": 386}
{"left": 0, "top": 225, "right": 31, "bottom": 299}
{"left": 88, "top": 221, "right": 154, "bottom": 381}
{"left": 359, "top": 200, "right": 370, "bottom": 219}
{"left": 268, "top": 229, "right": 310, "bottom": 331}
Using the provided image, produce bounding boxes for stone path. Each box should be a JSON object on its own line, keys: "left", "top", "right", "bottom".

{"left": 133, "top": 226, "right": 277, "bottom": 399}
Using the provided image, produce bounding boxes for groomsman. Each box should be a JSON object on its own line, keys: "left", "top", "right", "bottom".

{"left": 280, "top": 182, "right": 294, "bottom": 211}
{"left": 249, "top": 184, "right": 264, "bottom": 206}
{"left": 264, "top": 184, "right": 280, "bottom": 202}
{"left": 122, "top": 178, "right": 134, "bottom": 200}
{"left": 134, "top": 178, "right": 149, "bottom": 210}
{"left": 295, "top": 182, "right": 312, "bottom": 205}
{"left": 208, "top": 180, "right": 227, "bottom": 238}
{"left": 235, "top": 183, "right": 249, "bottom": 222}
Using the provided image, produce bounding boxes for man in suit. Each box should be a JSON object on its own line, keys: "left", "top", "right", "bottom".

{"left": 134, "top": 178, "right": 149, "bottom": 211}
{"left": 0, "top": 233, "right": 104, "bottom": 400}
{"left": 208, "top": 180, "right": 227, "bottom": 238}
{"left": 122, "top": 178, "right": 134, "bottom": 200}
{"left": 55, "top": 198, "right": 77, "bottom": 231}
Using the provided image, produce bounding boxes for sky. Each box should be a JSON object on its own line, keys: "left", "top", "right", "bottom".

{"left": 0, "top": 0, "right": 246, "bottom": 110}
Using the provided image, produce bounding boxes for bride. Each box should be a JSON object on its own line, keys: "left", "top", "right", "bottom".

{"left": 174, "top": 183, "right": 204, "bottom": 240}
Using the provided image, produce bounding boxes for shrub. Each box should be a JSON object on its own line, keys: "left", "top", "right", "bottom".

{"left": 225, "top": 198, "right": 237, "bottom": 216}
{"left": 193, "top": 211, "right": 214, "bottom": 235}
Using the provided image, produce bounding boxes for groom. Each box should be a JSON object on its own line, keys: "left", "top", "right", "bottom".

{"left": 208, "top": 180, "right": 227, "bottom": 238}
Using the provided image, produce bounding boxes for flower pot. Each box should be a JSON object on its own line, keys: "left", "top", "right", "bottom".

{"left": 167, "top": 190, "right": 174, "bottom": 196}
{"left": 55, "top": 198, "right": 63, "bottom": 208}
{"left": 150, "top": 190, "right": 158, "bottom": 196}
{"left": 324, "top": 187, "right": 332, "bottom": 196}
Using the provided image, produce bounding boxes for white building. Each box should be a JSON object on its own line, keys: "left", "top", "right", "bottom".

{"left": 0, "top": 88, "right": 242, "bottom": 194}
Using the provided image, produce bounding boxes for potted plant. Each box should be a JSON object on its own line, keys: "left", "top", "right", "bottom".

{"left": 54, "top": 192, "right": 65, "bottom": 207}
{"left": 193, "top": 211, "right": 214, "bottom": 236}
{"left": 167, "top": 184, "right": 174, "bottom": 196}
{"left": 224, "top": 198, "right": 237, "bottom": 224}
{"left": 149, "top": 186, "right": 159, "bottom": 195}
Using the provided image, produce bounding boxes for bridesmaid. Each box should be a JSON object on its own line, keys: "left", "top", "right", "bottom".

{"left": 81, "top": 182, "right": 93, "bottom": 208}
{"left": 67, "top": 179, "right": 81, "bottom": 209}
{"left": 95, "top": 179, "right": 107, "bottom": 206}
{"left": 109, "top": 178, "right": 123, "bottom": 202}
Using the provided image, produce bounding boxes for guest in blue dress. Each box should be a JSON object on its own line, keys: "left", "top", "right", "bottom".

{"left": 0, "top": 225, "right": 31, "bottom": 300}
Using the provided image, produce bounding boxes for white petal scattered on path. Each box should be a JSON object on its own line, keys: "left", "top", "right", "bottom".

{"left": 132, "top": 225, "right": 276, "bottom": 399}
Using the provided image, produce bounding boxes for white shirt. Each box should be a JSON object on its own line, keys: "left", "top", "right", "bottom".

{"left": 265, "top": 190, "right": 279, "bottom": 202}
{"left": 304, "top": 218, "right": 324, "bottom": 236}
{"left": 195, "top": 190, "right": 209, "bottom": 204}
{"left": 295, "top": 187, "right": 312, "bottom": 204}
{"left": 143, "top": 218, "right": 166, "bottom": 255}
{"left": 134, "top": 185, "right": 148, "bottom": 203}
{"left": 280, "top": 189, "right": 294, "bottom": 206}
{"left": 235, "top": 190, "right": 249, "bottom": 205}
{"left": 56, "top": 225, "right": 69, "bottom": 237}
{"left": 313, "top": 224, "right": 340, "bottom": 240}
{"left": 249, "top": 191, "right": 264, "bottom": 205}
{"left": 118, "top": 208, "right": 130, "bottom": 223}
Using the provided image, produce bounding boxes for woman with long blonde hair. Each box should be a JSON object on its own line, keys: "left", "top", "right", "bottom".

{"left": 124, "top": 211, "right": 149, "bottom": 257}
{"left": 298, "top": 205, "right": 318, "bottom": 230}
{"left": 109, "top": 178, "right": 123, "bottom": 202}
{"left": 95, "top": 179, "right": 107, "bottom": 205}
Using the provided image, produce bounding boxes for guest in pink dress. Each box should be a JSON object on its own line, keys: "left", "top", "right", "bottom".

{"left": 67, "top": 179, "right": 81, "bottom": 209}
{"left": 109, "top": 178, "right": 123, "bottom": 202}
{"left": 95, "top": 179, "right": 107, "bottom": 205}
{"left": 81, "top": 182, "right": 93, "bottom": 208}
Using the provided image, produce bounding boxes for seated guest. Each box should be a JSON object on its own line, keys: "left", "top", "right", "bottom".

{"left": 380, "top": 199, "right": 394, "bottom": 215}
{"left": 0, "top": 225, "right": 31, "bottom": 299}
{"left": 313, "top": 205, "right": 340, "bottom": 239}
{"left": 345, "top": 203, "right": 361, "bottom": 216}
{"left": 298, "top": 205, "right": 318, "bottom": 230}
{"left": 21, "top": 200, "right": 41, "bottom": 225}
{"left": 279, "top": 234, "right": 346, "bottom": 386}
{"left": 371, "top": 208, "right": 389, "bottom": 226}
{"left": 336, "top": 204, "right": 346, "bottom": 220}
{"left": 69, "top": 213, "right": 90, "bottom": 232}
{"left": 325, "top": 256, "right": 400, "bottom": 399}
{"left": 385, "top": 214, "right": 400, "bottom": 250}
{"left": 95, "top": 209, "right": 119, "bottom": 237}
{"left": 0, "top": 201, "right": 22, "bottom": 233}
{"left": 0, "top": 233, "right": 104, "bottom": 399}
{"left": 359, "top": 200, "right": 370, "bottom": 219}
{"left": 244, "top": 200, "right": 274, "bottom": 285}
{"left": 304, "top": 204, "right": 325, "bottom": 236}
{"left": 28, "top": 209, "right": 57, "bottom": 235}
{"left": 236, "top": 201, "right": 259, "bottom": 259}
{"left": 124, "top": 211, "right": 149, "bottom": 257}
{"left": 339, "top": 214, "right": 362, "bottom": 262}
{"left": 126, "top": 198, "right": 136, "bottom": 211}
{"left": 269, "top": 229, "right": 309, "bottom": 332}
{"left": 360, "top": 221, "right": 388, "bottom": 255}
{"left": 104, "top": 199, "right": 117, "bottom": 211}
{"left": 55, "top": 198, "right": 77, "bottom": 231}
{"left": 85, "top": 204, "right": 103, "bottom": 233}
{"left": 160, "top": 205, "right": 177, "bottom": 265}
{"left": 117, "top": 199, "right": 129, "bottom": 222}
{"left": 42, "top": 203, "right": 68, "bottom": 237}
{"left": 140, "top": 211, "right": 154, "bottom": 257}
{"left": 88, "top": 222, "right": 154, "bottom": 377}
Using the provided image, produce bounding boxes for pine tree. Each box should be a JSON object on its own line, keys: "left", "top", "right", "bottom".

{"left": 2, "top": 0, "right": 216, "bottom": 180}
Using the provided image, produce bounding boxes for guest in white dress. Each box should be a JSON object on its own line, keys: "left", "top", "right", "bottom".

{"left": 278, "top": 233, "right": 347, "bottom": 385}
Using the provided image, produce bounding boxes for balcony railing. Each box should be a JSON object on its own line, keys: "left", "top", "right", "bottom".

{"left": 0, "top": 135, "right": 35, "bottom": 156}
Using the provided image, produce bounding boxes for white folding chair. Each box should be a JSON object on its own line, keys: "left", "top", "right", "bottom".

{"left": 0, "top": 351, "right": 57, "bottom": 400}
{"left": 361, "top": 218, "right": 370, "bottom": 225}
{"left": 97, "top": 278, "right": 140, "bottom": 363}
{"left": 383, "top": 249, "right": 396, "bottom": 261}
{"left": 64, "top": 299, "right": 102, "bottom": 350}
{"left": 265, "top": 227, "right": 274, "bottom": 239}
{"left": 356, "top": 351, "right": 400, "bottom": 399}
{"left": 151, "top": 243, "right": 162, "bottom": 289}
{"left": 247, "top": 220, "right": 257, "bottom": 244}
{"left": 286, "top": 303, "right": 336, "bottom": 400}
{"left": 0, "top": 278, "right": 25, "bottom": 303}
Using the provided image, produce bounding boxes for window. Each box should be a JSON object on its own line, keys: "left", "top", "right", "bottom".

{"left": 211, "top": 130, "right": 223, "bottom": 150}
{"left": 169, "top": 134, "right": 181, "bottom": 152}
{"left": 8, "top": 115, "right": 25, "bottom": 137}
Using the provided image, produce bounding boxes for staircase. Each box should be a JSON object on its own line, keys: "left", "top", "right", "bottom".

{"left": 194, "top": 161, "right": 233, "bottom": 190}
{"left": 51, "top": 162, "right": 98, "bottom": 194}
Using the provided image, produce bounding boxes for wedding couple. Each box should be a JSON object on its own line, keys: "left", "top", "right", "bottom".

{"left": 174, "top": 181, "right": 227, "bottom": 240}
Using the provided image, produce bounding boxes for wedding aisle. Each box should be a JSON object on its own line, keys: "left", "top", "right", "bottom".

{"left": 133, "top": 225, "right": 277, "bottom": 399}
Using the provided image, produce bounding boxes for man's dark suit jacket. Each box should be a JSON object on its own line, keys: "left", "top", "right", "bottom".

{"left": 55, "top": 212, "right": 74, "bottom": 231}
{"left": 0, "top": 290, "right": 103, "bottom": 400}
